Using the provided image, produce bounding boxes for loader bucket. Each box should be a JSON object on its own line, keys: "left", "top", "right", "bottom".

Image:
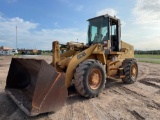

{"left": 5, "top": 58, "right": 68, "bottom": 116}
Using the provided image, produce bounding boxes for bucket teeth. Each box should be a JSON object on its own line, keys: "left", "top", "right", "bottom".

{"left": 5, "top": 58, "right": 68, "bottom": 116}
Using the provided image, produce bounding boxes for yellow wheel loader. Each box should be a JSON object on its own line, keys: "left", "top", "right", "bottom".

{"left": 5, "top": 14, "right": 138, "bottom": 116}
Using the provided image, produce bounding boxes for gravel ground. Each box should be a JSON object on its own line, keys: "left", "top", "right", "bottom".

{"left": 0, "top": 55, "right": 160, "bottom": 120}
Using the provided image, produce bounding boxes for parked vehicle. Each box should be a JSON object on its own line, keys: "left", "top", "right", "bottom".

{"left": 0, "top": 49, "right": 18, "bottom": 55}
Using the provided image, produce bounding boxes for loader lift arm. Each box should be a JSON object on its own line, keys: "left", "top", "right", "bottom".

{"left": 52, "top": 41, "right": 98, "bottom": 87}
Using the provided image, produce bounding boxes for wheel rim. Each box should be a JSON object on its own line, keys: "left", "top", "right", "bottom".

{"left": 88, "top": 68, "right": 102, "bottom": 90}
{"left": 131, "top": 64, "right": 137, "bottom": 79}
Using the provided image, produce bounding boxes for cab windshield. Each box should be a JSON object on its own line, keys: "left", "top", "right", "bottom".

{"left": 88, "top": 17, "right": 109, "bottom": 45}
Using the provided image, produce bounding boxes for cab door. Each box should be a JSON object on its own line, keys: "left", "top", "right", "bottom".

{"left": 109, "top": 18, "right": 121, "bottom": 51}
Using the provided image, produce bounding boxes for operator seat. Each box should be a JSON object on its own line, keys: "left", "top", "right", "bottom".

{"left": 93, "top": 34, "right": 103, "bottom": 43}
{"left": 102, "top": 33, "right": 109, "bottom": 41}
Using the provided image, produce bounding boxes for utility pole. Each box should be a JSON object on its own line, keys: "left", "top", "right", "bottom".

{"left": 16, "top": 26, "right": 17, "bottom": 49}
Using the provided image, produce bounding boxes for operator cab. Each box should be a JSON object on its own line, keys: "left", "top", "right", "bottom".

{"left": 88, "top": 14, "right": 121, "bottom": 51}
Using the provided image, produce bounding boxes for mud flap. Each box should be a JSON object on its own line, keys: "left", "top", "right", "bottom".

{"left": 5, "top": 58, "right": 68, "bottom": 116}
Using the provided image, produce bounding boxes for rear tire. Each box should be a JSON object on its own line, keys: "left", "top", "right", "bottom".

{"left": 122, "top": 59, "right": 138, "bottom": 84}
{"left": 74, "top": 59, "right": 106, "bottom": 98}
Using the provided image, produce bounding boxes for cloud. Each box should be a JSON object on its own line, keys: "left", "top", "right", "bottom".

{"left": 0, "top": 12, "right": 4, "bottom": 21}
{"left": 75, "top": 5, "right": 84, "bottom": 11}
{"left": 0, "top": 15, "right": 86, "bottom": 50}
{"left": 33, "top": 28, "right": 86, "bottom": 49}
{"left": 123, "top": 0, "right": 160, "bottom": 50}
{"left": 133, "top": 0, "right": 160, "bottom": 24}
{"left": 0, "top": 40, "right": 6, "bottom": 42}
{"left": 0, "top": 16, "right": 3, "bottom": 21}
{"left": 0, "top": 17, "right": 38, "bottom": 35}
{"left": 133, "top": 36, "right": 160, "bottom": 50}
{"left": 96, "top": 8, "right": 117, "bottom": 16}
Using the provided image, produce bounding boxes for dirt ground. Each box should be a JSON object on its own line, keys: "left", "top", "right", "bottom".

{"left": 0, "top": 55, "right": 160, "bottom": 120}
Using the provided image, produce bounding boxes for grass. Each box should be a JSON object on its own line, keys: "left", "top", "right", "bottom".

{"left": 41, "top": 52, "right": 52, "bottom": 55}
{"left": 135, "top": 54, "right": 160, "bottom": 59}
{"left": 137, "top": 59, "right": 160, "bottom": 64}
{"left": 135, "top": 54, "right": 160, "bottom": 64}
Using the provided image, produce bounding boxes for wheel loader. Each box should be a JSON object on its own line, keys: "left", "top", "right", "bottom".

{"left": 5, "top": 14, "right": 138, "bottom": 116}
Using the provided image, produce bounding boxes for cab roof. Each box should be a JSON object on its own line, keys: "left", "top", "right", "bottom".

{"left": 87, "top": 14, "right": 119, "bottom": 21}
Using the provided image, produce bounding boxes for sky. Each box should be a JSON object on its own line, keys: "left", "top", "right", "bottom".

{"left": 0, "top": 0, "right": 160, "bottom": 50}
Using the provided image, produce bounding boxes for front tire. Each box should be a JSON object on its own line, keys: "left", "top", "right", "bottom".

{"left": 74, "top": 59, "right": 106, "bottom": 98}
